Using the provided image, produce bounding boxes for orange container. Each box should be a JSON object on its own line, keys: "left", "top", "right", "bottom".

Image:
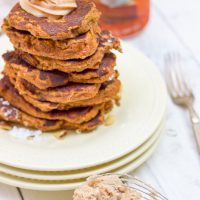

{"left": 94, "top": 0, "right": 150, "bottom": 38}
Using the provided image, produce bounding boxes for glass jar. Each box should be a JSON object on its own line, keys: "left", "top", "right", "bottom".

{"left": 94, "top": 0, "right": 150, "bottom": 38}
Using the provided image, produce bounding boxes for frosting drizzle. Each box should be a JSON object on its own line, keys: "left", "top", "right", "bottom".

{"left": 20, "top": 0, "right": 77, "bottom": 19}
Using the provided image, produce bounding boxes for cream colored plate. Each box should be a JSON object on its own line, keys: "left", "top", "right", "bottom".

{"left": 0, "top": 118, "right": 165, "bottom": 181}
{"left": 0, "top": 132, "right": 163, "bottom": 191}
{"left": 0, "top": 35, "right": 167, "bottom": 171}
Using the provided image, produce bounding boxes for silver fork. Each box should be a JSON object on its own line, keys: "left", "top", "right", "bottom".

{"left": 165, "top": 53, "right": 200, "bottom": 152}
{"left": 100, "top": 174, "right": 168, "bottom": 200}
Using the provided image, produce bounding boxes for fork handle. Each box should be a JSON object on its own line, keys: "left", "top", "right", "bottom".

{"left": 188, "top": 105, "right": 200, "bottom": 152}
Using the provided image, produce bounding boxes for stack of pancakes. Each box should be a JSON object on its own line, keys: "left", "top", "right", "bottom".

{"left": 0, "top": 0, "right": 121, "bottom": 132}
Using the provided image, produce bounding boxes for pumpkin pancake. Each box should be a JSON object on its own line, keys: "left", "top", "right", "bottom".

{"left": 10, "top": 76, "right": 101, "bottom": 104}
{"left": 0, "top": 77, "right": 105, "bottom": 124}
{"left": 14, "top": 79, "right": 121, "bottom": 112}
{"left": 4, "top": 52, "right": 69, "bottom": 90}
{"left": 0, "top": 97, "right": 62, "bottom": 132}
{"left": 0, "top": 97, "right": 106, "bottom": 132}
{"left": 3, "top": 52, "right": 69, "bottom": 90}
{"left": 68, "top": 53, "right": 116, "bottom": 84}
{"left": 0, "top": 0, "right": 121, "bottom": 134}
{"left": 4, "top": 52, "right": 116, "bottom": 89}
{"left": 5, "top": 0, "right": 101, "bottom": 40}
{"left": 63, "top": 110, "right": 105, "bottom": 132}
{"left": 3, "top": 20, "right": 100, "bottom": 60}
{"left": 14, "top": 31, "right": 121, "bottom": 73}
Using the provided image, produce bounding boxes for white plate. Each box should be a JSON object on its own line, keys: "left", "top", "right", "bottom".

{"left": 0, "top": 133, "right": 163, "bottom": 191}
{"left": 0, "top": 118, "right": 165, "bottom": 181}
{"left": 0, "top": 35, "right": 167, "bottom": 171}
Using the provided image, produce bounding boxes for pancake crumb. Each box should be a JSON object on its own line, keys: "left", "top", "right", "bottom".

{"left": 0, "top": 121, "right": 12, "bottom": 130}
{"left": 54, "top": 130, "right": 69, "bottom": 139}
{"left": 105, "top": 115, "right": 115, "bottom": 126}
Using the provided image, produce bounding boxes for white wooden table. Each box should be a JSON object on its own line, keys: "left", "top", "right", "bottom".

{"left": 1, "top": 0, "right": 200, "bottom": 199}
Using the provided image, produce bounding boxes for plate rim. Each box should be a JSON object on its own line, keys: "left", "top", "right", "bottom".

{"left": 0, "top": 118, "right": 165, "bottom": 180}
{"left": 0, "top": 133, "right": 163, "bottom": 191}
{"left": 0, "top": 38, "right": 167, "bottom": 171}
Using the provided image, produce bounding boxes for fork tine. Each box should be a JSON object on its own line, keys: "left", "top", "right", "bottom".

{"left": 175, "top": 57, "right": 192, "bottom": 96}
{"left": 165, "top": 54, "right": 181, "bottom": 98}
{"left": 165, "top": 53, "right": 192, "bottom": 99}
{"left": 173, "top": 54, "right": 190, "bottom": 96}
{"left": 171, "top": 53, "right": 185, "bottom": 96}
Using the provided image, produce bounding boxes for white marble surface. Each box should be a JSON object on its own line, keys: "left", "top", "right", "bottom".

{"left": 1, "top": 0, "right": 200, "bottom": 199}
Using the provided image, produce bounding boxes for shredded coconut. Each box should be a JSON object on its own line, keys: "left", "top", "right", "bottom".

{"left": 0, "top": 107, "right": 19, "bottom": 120}
{"left": 9, "top": 126, "right": 42, "bottom": 140}
{"left": 2, "top": 101, "right": 10, "bottom": 106}
{"left": 109, "top": 73, "right": 115, "bottom": 81}
{"left": 105, "top": 115, "right": 115, "bottom": 126}
{"left": 3, "top": 108, "right": 13, "bottom": 117}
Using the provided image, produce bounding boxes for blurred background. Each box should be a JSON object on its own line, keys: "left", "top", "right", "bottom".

{"left": 93, "top": 0, "right": 149, "bottom": 38}
{"left": 0, "top": 0, "right": 17, "bottom": 21}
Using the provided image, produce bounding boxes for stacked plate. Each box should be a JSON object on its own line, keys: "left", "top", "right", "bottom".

{"left": 0, "top": 35, "right": 167, "bottom": 191}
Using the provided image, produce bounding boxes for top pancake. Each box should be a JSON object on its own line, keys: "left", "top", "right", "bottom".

{"left": 3, "top": 21, "right": 100, "bottom": 60}
{"left": 5, "top": 0, "right": 101, "bottom": 40}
